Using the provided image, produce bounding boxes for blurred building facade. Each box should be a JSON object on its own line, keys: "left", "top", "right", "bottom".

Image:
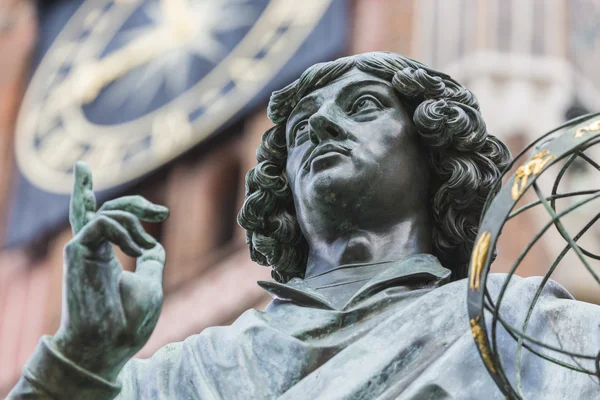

{"left": 0, "top": 0, "right": 599, "bottom": 395}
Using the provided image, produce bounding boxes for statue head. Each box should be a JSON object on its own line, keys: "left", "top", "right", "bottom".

{"left": 238, "top": 52, "right": 511, "bottom": 282}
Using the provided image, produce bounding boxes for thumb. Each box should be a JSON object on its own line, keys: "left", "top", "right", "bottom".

{"left": 135, "top": 243, "right": 166, "bottom": 284}
{"left": 119, "top": 271, "right": 163, "bottom": 342}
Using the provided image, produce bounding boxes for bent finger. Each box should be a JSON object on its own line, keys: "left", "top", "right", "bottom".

{"left": 99, "top": 210, "right": 157, "bottom": 249}
{"left": 99, "top": 195, "right": 169, "bottom": 223}
{"left": 79, "top": 215, "right": 142, "bottom": 258}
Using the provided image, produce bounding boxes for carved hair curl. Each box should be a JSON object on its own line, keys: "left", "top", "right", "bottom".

{"left": 238, "top": 52, "right": 511, "bottom": 282}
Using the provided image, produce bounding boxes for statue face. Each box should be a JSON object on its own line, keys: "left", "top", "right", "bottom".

{"left": 285, "top": 68, "right": 430, "bottom": 233}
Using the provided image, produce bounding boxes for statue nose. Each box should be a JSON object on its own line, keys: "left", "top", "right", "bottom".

{"left": 308, "top": 114, "right": 344, "bottom": 144}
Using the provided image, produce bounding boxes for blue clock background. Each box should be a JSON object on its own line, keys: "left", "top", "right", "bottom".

{"left": 6, "top": 0, "right": 349, "bottom": 248}
{"left": 82, "top": 0, "right": 271, "bottom": 125}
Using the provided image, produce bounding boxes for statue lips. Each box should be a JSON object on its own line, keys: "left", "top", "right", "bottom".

{"left": 305, "top": 143, "right": 352, "bottom": 172}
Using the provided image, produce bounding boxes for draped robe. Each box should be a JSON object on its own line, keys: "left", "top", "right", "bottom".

{"left": 9, "top": 254, "right": 600, "bottom": 399}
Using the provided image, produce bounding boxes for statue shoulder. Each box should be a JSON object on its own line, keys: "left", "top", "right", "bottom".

{"left": 485, "top": 273, "right": 575, "bottom": 302}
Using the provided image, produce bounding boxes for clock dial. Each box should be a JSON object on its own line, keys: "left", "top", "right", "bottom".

{"left": 16, "top": 0, "right": 332, "bottom": 193}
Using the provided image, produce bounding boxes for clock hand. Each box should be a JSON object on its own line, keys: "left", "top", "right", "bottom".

{"left": 45, "top": 28, "right": 169, "bottom": 109}
{"left": 161, "top": 0, "right": 198, "bottom": 42}
{"left": 55, "top": 8, "right": 198, "bottom": 107}
{"left": 47, "top": 1, "right": 198, "bottom": 109}
{"left": 74, "top": 28, "right": 172, "bottom": 104}
{"left": 83, "top": 0, "right": 196, "bottom": 102}
{"left": 161, "top": 0, "right": 190, "bottom": 28}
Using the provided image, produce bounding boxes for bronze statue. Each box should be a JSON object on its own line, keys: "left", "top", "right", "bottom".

{"left": 8, "top": 52, "right": 600, "bottom": 399}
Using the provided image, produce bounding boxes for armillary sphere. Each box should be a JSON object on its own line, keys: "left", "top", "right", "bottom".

{"left": 467, "top": 112, "right": 600, "bottom": 399}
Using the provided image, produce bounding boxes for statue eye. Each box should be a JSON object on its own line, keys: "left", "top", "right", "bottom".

{"left": 351, "top": 95, "right": 381, "bottom": 114}
{"left": 290, "top": 120, "right": 310, "bottom": 146}
{"left": 294, "top": 121, "right": 309, "bottom": 137}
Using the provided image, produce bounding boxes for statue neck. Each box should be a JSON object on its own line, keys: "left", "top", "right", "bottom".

{"left": 303, "top": 211, "right": 432, "bottom": 280}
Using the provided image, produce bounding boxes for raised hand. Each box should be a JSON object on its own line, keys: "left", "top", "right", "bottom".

{"left": 51, "top": 162, "right": 169, "bottom": 381}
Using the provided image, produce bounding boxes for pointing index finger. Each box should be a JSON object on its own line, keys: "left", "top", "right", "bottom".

{"left": 70, "top": 161, "right": 97, "bottom": 235}
{"left": 74, "top": 161, "right": 93, "bottom": 191}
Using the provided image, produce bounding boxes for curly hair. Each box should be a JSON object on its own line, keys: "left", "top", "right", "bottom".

{"left": 238, "top": 52, "right": 511, "bottom": 283}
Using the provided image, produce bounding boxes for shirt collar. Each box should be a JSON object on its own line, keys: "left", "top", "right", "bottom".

{"left": 257, "top": 254, "right": 452, "bottom": 311}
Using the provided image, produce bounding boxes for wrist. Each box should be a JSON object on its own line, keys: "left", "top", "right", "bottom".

{"left": 21, "top": 336, "right": 121, "bottom": 399}
{"left": 50, "top": 331, "right": 127, "bottom": 382}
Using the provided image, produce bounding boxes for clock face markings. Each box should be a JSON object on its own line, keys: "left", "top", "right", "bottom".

{"left": 49, "top": 40, "right": 78, "bottom": 67}
{"left": 197, "top": 87, "right": 221, "bottom": 108}
{"left": 151, "top": 109, "right": 193, "bottom": 160}
{"left": 94, "top": 14, "right": 111, "bottom": 34}
{"left": 79, "top": 137, "right": 127, "bottom": 172}
{"left": 22, "top": 104, "right": 42, "bottom": 138}
{"left": 290, "top": 0, "right": 325, "bottom": 25}
{"left": 228, "top": 57, "right": 268, "bottom": 85}
{"left": 36, "top": 102, "right": 67, "bottom": 142}
{"left": 16, "top": 0, "right": 333, "bottom": 193}
{"left": 115, "top": 0, "right": 141, "bottom": 5}
{"left": 36, "top": 124, "right": 84, "bottom": 171}
{"left": 82, "top": 8, "right": 102, "bottom": 29}
{"left": 265, "top": 0, "right": 294, "bottom": 23}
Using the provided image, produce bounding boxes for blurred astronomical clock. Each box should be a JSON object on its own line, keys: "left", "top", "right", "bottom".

{"left": 16, "top": 0, "right": 338, "bottom": 193}
{"left": 9, "top": 0, "right": 347, "bottom": 246}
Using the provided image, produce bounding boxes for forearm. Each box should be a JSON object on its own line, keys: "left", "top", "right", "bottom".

{"left": 7, "top": 334, "right": 194, "bottom": 399}
{"left": 7, "top": 336, "right": 121, "bottom": 400}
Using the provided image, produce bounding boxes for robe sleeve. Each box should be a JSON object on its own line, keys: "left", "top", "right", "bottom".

{"left": 6, "top": 335, "right": 204, "bottom": 400}
{"left": 7, "top": 309, "right": 272, "bottom": 400}
{"left": 7, "top": 336, "right": 121, "bottom": 399}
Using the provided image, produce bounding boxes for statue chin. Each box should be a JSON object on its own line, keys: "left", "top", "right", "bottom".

{"left": 306, "top": 166, "right": 363, "bottom": 205}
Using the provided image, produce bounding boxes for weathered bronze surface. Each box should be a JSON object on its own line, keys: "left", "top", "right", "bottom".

{"left": 8, "top": 52, "right": 600, "bottom": 399}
